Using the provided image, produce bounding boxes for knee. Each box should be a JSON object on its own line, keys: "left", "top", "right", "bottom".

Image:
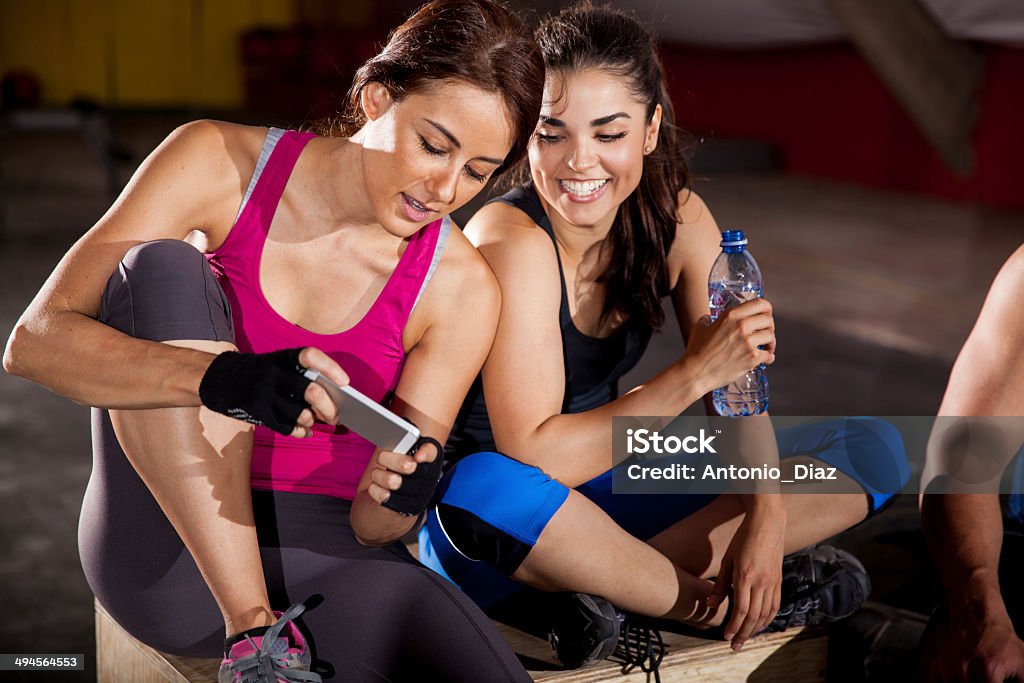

{"left": 121, "top": 239, "right": 205, "bottom": 276}
{"left": 846, "top": 417, "right": 911, "bottom": 490}
{"left": 439, "top": 451, "right": 558, "bottom": 512}
{"left": 435, "top": 452, "right": 568, "bottom": 575}
{"left": 100, "top": 239, "right": 233, "bottom": 343}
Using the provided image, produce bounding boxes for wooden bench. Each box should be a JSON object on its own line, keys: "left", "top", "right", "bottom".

{"left": 96, "top": 600, "right": 827, "bottom": 682}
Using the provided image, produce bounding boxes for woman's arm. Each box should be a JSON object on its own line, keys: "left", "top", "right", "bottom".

{"left": 668, "top": 190, "right": 724, "bottom": 348}
{"left": 3, "top": 120, "right": 250, "bottom": 407}
{"left": 350, "top": 229, "right": 501, "bottom": 545}
{"left": 469, "top": 200, "right": 774, "bottom": 488}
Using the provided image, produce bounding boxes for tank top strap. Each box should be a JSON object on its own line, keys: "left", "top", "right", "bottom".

{"left": 235, "top": 128, "right": 317, "bottom": 234}
{"left": 388, "top": 215, "right": 451, "bottom": 321}
{"left": 489, "top": 182, "right": 573, "bottom": 328}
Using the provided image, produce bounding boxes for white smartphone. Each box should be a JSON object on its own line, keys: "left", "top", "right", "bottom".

{"left": 303, "top": 369, "right": 421, "bottom": 454}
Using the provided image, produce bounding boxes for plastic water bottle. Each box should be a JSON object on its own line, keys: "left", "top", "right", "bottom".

{"left": 708, "top": 229, "right": 769, "bottom": 416}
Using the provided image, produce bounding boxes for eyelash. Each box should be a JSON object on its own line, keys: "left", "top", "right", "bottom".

{"left": 535, "top": 132, "right": 628, "bottom": 144}
{"left": 419, "top": 136, "right": 487, "bottom": 184}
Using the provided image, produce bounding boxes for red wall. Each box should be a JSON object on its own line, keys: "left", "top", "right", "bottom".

{"left": 660, "top": 43, "right": 1024, "bottom": 211}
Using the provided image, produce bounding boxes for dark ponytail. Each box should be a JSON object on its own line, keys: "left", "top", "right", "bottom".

{"left": 532, "top": 3, "right": 690, "bottom": 331}
{"left": 314, "top": 0, "right": 544, "bottom": 177}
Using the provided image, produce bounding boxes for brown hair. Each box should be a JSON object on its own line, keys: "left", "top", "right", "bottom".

{"left": 526, "top": 3, "right": 691, "bottom": 331}
{"left": 315, "top": 0, "right": 544, "bottom": 177}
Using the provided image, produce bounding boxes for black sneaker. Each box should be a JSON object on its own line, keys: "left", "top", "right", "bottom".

{"left": 766, "top": 544, "right": 871, "bottom": 632}
{"left": 549, "top": 593, "right": 665, "bottom": 681}
{"left": 549, "top": 593, "right": 620, "bottom": 668}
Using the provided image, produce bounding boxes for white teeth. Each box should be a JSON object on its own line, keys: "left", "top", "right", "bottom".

{"left": 407, "top": 195, "right": 428, "bottom": 211}
{"left": 559, "top": 179, "right": 608, "bottom": 197}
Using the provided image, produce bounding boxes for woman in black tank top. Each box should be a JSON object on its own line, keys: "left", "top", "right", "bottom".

{"left": 425, "top": 2, "right": 898, "bottom": 661}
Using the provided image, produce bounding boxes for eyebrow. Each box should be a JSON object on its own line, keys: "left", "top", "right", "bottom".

{"left": 539, "top": 112, "right": 632, "bottom": 128}
{"left": 424, "top": 119, "right": 503, "bottom": 166}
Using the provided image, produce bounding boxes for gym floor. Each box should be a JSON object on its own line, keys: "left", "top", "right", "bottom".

{"left": 1, "top": 112, "right": 1021, "bottom": 682}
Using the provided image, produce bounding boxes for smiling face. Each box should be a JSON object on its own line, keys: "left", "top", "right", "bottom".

{"left": 529, "top": 68, "right": 661, "bottom": 233}
{"left": 357, "top": 79, "right": 514, "bottom": 237}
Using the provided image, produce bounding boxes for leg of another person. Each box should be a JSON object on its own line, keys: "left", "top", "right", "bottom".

{"left": 437, "top": 419, "right": 905, "bottom": 623}
{"left": 83, "top": 240, "right": 273, "bottom": 643}
{"left": 647, "top": 417, "right": 907, "bottom": 577}
{"left": 426, "top": 452, "right": 721, "bottom": 625}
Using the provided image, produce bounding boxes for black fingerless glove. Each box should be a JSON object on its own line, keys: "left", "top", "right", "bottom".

{"left": 383, "top": 436, "right": 445, "bottom": 517}
{"left": 198, "top": 348, "right": 312, "bottom": 436}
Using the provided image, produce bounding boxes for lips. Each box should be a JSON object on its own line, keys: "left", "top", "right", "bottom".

{"left": 561, "top": 178, "right": 606, "bottom": 201}
{"left": 401, "top": 193, "right": 432, "bottom": 222}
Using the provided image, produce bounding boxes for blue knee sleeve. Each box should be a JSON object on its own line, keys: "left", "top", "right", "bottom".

{"left": 776, "top": 417, "right": 910, "bottom": 514}
{"left": 1010, "top": 452, "right": 1024, "bottom": 526}
{"left": 418, "top": 452, "right": 569, "bottom": 607}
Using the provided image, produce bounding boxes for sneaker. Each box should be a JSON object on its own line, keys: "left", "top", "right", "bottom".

{"left": 765, "top": 544, "right": 871, "bottom": 632}
{"left": 549, "top": 593, "right": 620, "bottom": 669}
{"left": 548, "top": 593, "right": 665, "bottom": 681}
{"left": 218, "top": 603, "right": 321, "bottom": 683}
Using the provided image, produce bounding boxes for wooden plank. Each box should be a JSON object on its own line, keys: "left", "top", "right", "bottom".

{"left": 825, "top": 0, "right": 984, "bottom": 175}
{"left": 496, "top": 621, "right": 826, "bottom": 682}
{"left": 98, "top": 599, "right": 826, "bottom": 682}
{"left": 96, "top": 601, "right": 192, "bottom": 683}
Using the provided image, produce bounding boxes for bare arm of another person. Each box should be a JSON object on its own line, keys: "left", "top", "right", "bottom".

{"left": 350, "top": 228, "right": 501, "bottom": 545}
{"left": 469, "top": 194, "right": 775, "bottom": 489}
{"left": 920, "top": 245, "right": 1024, "bottom": 682}
{"left": 2, "top": 120, "right": 340, "bottom": 425}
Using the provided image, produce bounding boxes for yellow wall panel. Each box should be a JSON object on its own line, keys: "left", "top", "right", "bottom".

{"left": 250, "top": 0, "right": 293, "bottom": 28}
{"left": 0, "top": 0, "right": 299, "bottom": 108}
{"left": 1, "top": 0, "right": 70, "bottom": 105}
{"left": 67, "top": 0, "right": 115, "bottom": 103}
{"left": 112, "top": 0, "right": 194, "bottom": 106}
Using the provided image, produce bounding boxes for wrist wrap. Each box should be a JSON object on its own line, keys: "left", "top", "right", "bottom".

{"left": 383, "top": 436, "right": 445, "bottom": 516}
{"left": 199, "top": 348, "right": 312, "bottom": 436}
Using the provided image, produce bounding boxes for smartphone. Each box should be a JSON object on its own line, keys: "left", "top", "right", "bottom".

{"left": 303, "top": 369, "right": 420, "bottom": 454}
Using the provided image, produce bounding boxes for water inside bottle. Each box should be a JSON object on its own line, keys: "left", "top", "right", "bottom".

{"left": 708, "top": 281, "right": 769, "bottom": 416}
{"left": 709, "top": 281, "right": 762, "bottom": 321}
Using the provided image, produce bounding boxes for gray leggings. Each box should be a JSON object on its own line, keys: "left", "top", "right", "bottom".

{"left": 79, "top": 240, "right": 530, "bottom": 682}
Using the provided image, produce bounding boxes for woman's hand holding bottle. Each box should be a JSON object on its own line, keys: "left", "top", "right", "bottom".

{"left": 682, "top": 298, "right": 776, "bottom": 394}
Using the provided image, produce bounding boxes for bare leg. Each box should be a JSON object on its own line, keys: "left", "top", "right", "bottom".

{"left": 510, "top": 456, "right": 867, "bottom": 627}
{"left": 648, "top": 456, "right": 869, "bottom": 579}
{"left": 108, "top": 339, "right": 273, "bottom": 637}
{"left": 511, "top": 489, "right": 723, "bottom": 626}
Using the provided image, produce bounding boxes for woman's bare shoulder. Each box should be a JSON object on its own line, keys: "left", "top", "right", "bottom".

{"left": 165, "top": 120, "right": 269, "bottom": 180}
{"left": 463, "top": 199, "right": 551, "bottom": 251}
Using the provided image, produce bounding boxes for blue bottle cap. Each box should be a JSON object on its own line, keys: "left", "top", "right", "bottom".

{"left": 720, "top": 230, "right": 747, "bottom": 247}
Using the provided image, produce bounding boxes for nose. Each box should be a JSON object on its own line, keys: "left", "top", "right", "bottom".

{"left": 425, "top": 165, "right": 459, "bottom": 206}
{"left": 566, "top": 138, "right": 598, "bottom": 173}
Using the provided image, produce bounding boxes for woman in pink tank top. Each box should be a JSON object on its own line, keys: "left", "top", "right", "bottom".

{"left": 5, "top": 1, "right": 544, "bottom": 681}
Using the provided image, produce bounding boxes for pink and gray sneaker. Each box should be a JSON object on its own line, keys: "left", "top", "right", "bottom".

{"left": 218, "top": 603, "right": 321, "bottom": 683}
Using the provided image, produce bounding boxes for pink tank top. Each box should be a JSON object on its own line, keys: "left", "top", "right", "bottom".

{"left": 207, "top": 128, "right": 452, "bottom": 500}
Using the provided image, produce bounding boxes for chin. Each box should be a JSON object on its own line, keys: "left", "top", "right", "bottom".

{"left": 557, "top": 198, "right": 614, "bottom": 227}
{"left": 388, "top": 213, "right": 435, "bottom": 238}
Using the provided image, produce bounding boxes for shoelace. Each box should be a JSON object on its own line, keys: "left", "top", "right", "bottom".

{"left": 228, "top": 604, "right": 322, "bottom": 683}
{"left": 770, "top": 571, "right": 840, "bottom": 630}
{"left": 611, "top": 615, "right": 665, "bottom": 683}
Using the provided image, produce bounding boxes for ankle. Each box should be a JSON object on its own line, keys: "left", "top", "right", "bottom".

{"left": 224, "top": 606, "right": 275, "bottom": 637}
{"left": 681, "top": 595, "right": 728, "bottom": 629}
{"left": 223, "top": 625, "right": 272, "bottom": 656}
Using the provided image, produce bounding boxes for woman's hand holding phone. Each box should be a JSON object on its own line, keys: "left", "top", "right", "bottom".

{"left": 370, "top": 438, "right": 445, "bottom": 516}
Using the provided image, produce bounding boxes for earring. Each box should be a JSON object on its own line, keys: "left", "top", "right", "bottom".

{"left": 644, "top": 145, "right": 652, "bottom": 154}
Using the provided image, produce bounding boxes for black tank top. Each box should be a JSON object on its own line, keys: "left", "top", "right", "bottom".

{"left": 446, "top": 183, "right": 652, "bottom": 463}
